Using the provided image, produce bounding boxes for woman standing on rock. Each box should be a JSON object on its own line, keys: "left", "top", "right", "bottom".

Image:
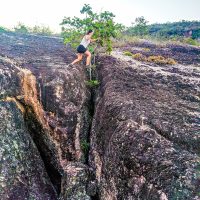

{"left": 67, "top": 30, "right": 98, "bottom": 68}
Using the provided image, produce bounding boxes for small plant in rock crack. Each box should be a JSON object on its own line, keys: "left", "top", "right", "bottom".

{"left": 80, "top": 140, "right": 90, "bottom": 155}
{"left": 85, "top": 80, "right": 100, "bottom": 87}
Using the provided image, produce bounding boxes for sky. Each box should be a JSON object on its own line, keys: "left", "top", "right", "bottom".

{"left": 1, "top": 0, "right": 200, "bottom": 33}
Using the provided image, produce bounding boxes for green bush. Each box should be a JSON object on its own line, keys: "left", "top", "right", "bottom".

{"left": 0, "top": 26, "right": 8, "bottom": 33}
{"left": 184, "top": 38, "right": 199, "bottom": 46}
{"left": 123, "top": 51, "right": 133, "bottom": 56}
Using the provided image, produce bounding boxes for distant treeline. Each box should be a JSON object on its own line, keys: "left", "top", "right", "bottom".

{"left": 148, "top": 21, "right": 200, "bottom": 39}
{"left": 1, "top": 18, "right": 200, "bottom": 46}
{"left": 126, "top": 18, "right": 200, "bottom": 39}
{"left": 0, "top": 23, "right": 56, "bottom": 36}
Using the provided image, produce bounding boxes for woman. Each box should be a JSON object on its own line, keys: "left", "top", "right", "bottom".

{"left": 67, "top": 30, "right": 97, "bottom": 67}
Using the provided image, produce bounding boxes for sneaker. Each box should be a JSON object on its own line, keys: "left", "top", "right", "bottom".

{"left": 66, "top": 64, "right": 73, "bottom": 68}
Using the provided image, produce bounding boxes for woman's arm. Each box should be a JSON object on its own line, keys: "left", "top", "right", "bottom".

{"left": 85, "top": 34, "right": 99, "bottom": 42}
{"left": 90, "top": 38, "right": 98, "bottom": 42}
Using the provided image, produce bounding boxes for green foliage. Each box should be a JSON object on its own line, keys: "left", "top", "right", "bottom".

{"left": 60, "top": 4, "right": 124, "bottom": 54}
{"left": 0, "top": 26, "right": 8, "bottom": 33}
{"left": 184, "top": 38, "right": 200, "bottom": 46}
{"left": 80, "top": 140, "right": 90, "bottom": 155}
{"left": 125, "top": 20, "right": 200, "bottom": 46}
{"left": 14, "top": 22, "right": 29, "bottom": 33}
{"left": 13, "top": 22, "right": 54, "bottom": 36}
{"left": 127, "top": 16, "right": 149, "bottom": 36}
{"left": 85, "top": 80, "right": 100, "bottom": 87}
{"left": 147, "top": 20, "right": 200, "bottom": 39}
{"left": 192, "top": 28, "right": 200, "bottom": 39}
{"left": 123, "top": 51, "right": 133, "bottom": 56}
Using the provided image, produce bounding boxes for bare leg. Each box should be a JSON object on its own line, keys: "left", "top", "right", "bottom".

{"left": 84, "top": 50, "right": 91, "bottom": 66}
{"left": 71, "top": 53, "right": 83, "bottom": 65}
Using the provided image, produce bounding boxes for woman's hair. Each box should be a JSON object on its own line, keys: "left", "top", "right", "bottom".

{"left": 86, "top": 29, "right": 93, "bottom": 35}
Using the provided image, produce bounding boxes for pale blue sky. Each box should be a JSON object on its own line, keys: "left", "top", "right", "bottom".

{"left": 0, "top": 0, "right": 199, "bottom": 32}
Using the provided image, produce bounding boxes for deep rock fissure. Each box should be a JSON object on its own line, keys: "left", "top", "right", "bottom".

{"left": 0, "top": 95, "right": 61, "bottom": 196}
{"left": 85, "top": 87, "right": 95, "bottom": 164}
{"left": 84, "top": 66, "right": 100, "bottom": 200}
{"left": 23, "top": 105, "right": 62, "bottom": 196}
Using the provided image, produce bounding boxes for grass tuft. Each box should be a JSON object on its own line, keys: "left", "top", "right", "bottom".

{"left": 123, "top": 51, "right": 133, "bottom": 56}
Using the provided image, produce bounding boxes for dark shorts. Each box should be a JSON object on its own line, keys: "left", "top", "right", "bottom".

{"left": 77, "top": 44, "right": 87, "bottom": 53}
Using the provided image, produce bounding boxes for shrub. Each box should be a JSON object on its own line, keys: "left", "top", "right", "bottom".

{"left": 184, "top": 38, "right": 199, "bottom": 46}
{"left": 123, "top": 51, "right": 133, "bottom": 56}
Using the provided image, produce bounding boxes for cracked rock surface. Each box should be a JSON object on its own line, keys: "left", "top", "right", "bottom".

{"left": 0, "top": 31, "right": 199, "bottom": 200}
{"left": 89, "top": 52, "right": 200, "bottom": 199}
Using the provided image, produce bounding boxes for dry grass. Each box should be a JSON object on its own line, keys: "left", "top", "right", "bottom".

{"left": 132, "top": 53, "right": 147, "bottom": 61}
{"left": 147, "top": 55, "right": 177, "bottom": 65}
{"left": 131, "top": 53, "right": 177, "bottom": 65}
{"left": 142, "top": 48, "right": 150, "bottom": 52}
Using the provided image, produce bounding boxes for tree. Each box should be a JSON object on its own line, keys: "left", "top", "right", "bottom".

{"left": 31, "top": 25, "right": 53, "bottom": 36}
{"left": 127, "top": 16, "right": 149, "bottom": 36}
{"left": 14, "top": 22, "right": 30, "bottom": 33}
{"left": 60, "top": 4, "right": 124, "bottom": 54}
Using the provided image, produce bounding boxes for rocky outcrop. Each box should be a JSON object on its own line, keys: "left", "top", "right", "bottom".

{"left": 0, "top": 32, "right": 91, "bottom": 164}
{"left": 0, "top": 32, "right": 94, "bottom": 199}
{"left": 89, "top": 54, "right": 200, "bottom": 199}
{"left": 0, "top": 31, "right": 199, "bottom": 200}
{"left": 0, "top": 57, "right": 57, "bottom": 199}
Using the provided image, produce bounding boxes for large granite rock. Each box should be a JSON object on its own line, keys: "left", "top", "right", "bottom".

{"left": 0, "top": 32, "right": 91, "bottom": 165}
{"left": 0, "top": 32, "right": 93, "bottom": 199}
{"left": 0, "top": 31, "right": 199, "bottom": 200}
{"left": 89, "top": 54, "right": 200, "bottom": 200}
{"left": 0, "top": 58, "right": 58, "bottom": 199}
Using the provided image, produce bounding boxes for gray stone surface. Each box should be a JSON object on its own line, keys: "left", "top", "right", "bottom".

{"left": 89, "top": 53, "right": 200, "bottom": 200}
